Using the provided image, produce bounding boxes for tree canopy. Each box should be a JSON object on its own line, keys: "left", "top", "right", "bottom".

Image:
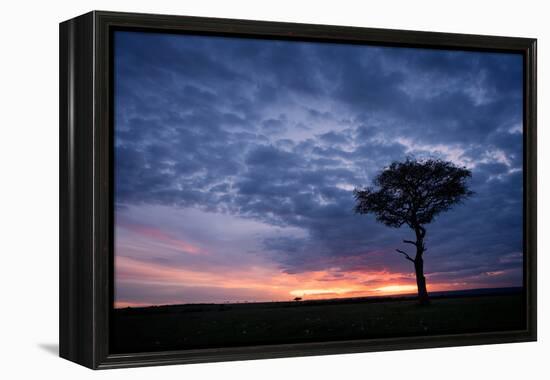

{"left": 354, "top": 158, "right": 474, "bottom": 229}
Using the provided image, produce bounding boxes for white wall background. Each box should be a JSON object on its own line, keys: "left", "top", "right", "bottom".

{"left": 0, "top": 0, "right": 547, "bottom": 378}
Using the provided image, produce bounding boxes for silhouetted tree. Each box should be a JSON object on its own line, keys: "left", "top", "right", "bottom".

{"left": 354, "top": 158, "right": 473, "bottom": 305}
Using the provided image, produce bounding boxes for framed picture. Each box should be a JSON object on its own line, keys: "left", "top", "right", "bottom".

{"left": 59, "top": 11, "right": 537, "bottom": 369}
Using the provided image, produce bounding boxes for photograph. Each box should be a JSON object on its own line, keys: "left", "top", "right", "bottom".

{"left": 0, "top": 0, "right": 544, "bottom": 377}
{"left": 111, "top": 30, "right": 526, "bottom": 353}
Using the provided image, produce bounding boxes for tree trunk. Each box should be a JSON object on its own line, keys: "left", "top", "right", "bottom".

{"left": 414, "top": 256, "right": 430, "bottom": 305}
{"left": 414, "top": 225, "right": 430, "bottom": 305}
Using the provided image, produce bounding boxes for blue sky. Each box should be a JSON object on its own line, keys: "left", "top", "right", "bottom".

{"left": 113, "top": 31, "right": 523, "bottom": 306}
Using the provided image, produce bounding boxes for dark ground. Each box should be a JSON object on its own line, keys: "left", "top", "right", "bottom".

{"left": 111, "top": 288, "right": 525, "bottom": 353}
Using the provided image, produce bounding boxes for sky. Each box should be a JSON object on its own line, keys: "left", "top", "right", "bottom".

{"left": 113, "top": 31, "right": 524, "bottom": 307}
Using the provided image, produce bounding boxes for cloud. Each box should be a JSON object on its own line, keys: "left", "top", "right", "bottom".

{"left": 113, "top": 31, "right": 524, "bottom": 304}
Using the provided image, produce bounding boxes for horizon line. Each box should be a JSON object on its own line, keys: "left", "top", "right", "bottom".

{"left": 114, "top": 285, "right": 523, "bottom": 309}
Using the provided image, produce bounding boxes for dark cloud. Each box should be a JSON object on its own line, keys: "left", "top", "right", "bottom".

{"left": 114, "top": 31, "right": 523, "bottom": 285}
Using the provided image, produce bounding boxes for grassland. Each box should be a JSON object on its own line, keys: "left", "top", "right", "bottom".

{"left": 112, "top": 290, "right": 525, "bottom": 353}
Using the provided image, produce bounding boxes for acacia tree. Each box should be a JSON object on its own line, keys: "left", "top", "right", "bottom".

{"left": 354, "top": 158, "right": 473, "bottom": 305}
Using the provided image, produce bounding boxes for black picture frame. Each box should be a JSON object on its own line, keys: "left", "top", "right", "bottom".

{"left": 59, "top": 10, "right": 537, "bottom": 369}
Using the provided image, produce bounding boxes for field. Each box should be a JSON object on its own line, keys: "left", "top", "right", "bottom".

{"left": 111, "top": 289, "right": 525, "bottom": 353}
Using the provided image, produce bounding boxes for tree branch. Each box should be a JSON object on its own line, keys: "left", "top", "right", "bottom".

{"left": 403, "top": 239, "right": 417, "bottom": 246}
{"left": 396, "top": 249, "right": 415, "bottom": 263}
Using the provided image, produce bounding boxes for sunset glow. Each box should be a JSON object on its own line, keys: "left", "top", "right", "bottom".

{"left": 114, "top": 216, "right": 521, "bottom": 307}
{"left": 375, "top": 285, "right": 418, "bottom": 294}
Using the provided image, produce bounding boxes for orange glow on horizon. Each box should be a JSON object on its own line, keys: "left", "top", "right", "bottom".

{"left": 113, "top": 255, "right": 487, "bottom": 308}
{"left": 115, "top": 300, "right": 154, "bottom": 308}
{"left": 290, "top": 287, "right": 358, "bottom": 297}
{"left": 374, "top": 284, "right": 417, "bottom": 294}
